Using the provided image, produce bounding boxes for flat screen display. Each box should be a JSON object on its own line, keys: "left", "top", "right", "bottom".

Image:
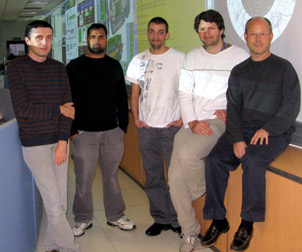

{"left": 6, "top": 41, "right": 28, "bottom": 60}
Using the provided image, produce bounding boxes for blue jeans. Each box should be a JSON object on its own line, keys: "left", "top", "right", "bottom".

{"left": 203, "top": 126, "right": 291, "bottom": 222}
{"left": 137, "top": 126, "right": 180, "bottom": 227}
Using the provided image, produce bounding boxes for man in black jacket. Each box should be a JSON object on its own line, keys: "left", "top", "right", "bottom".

{"left": 66, "top": 23, "right": 135, "bottom": 237}
{"left": 201, "top": 17, "right": 300, "bottom": 251}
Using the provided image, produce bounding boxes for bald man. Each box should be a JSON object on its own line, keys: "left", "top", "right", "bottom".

{"left": 201, "top": 17, "right": 300, "bottom": 251}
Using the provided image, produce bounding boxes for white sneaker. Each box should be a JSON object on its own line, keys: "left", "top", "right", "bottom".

{"left": 73, "top": 221, "right": 93, "bottom": 237}
{"left": 179, "top": 233, "right": 199, "bottom": 252}
{"left": 107, "top": 216, "right": 136, "bottom": 231}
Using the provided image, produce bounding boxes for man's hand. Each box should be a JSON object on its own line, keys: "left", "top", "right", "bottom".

{"left": 60, "top": 102, "right": 75, "bottom": 119}
{"left": 189, "top": 120, "right": 213, "bottom": 136}
{"left": 250, "top": 129, "right": 269, "bottom": 145}
{"left": 214, "top": 110, "right": 227, "bottom": 124}
{"left": 54, "top": 140, "right": 67, "bottom": 165}
{"left": 69, "top": 133, "right": 78, "bottom": 140}
{"left": 166, "top": 118, "right": 183, "bottom": 128}
{"left": 233, "top": 141, "right": 247, "bottom": 159}
{"left": 134, "top": 119, "right": 150, "bottom": 129}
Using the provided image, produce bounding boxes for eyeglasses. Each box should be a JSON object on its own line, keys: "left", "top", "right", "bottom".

{"left": 247, "top": 32, "right": 270, "bottom": 38}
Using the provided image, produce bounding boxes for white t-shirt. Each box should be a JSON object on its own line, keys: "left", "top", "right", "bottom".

{"left": 179, "top": 45, "right": 249, "bottom": 128}
{"left": 126, "top": 48, "right": 185, "bottom": 127}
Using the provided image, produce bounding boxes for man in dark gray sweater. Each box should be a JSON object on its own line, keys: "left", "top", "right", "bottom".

{"left": 8, "top": 20, "right": 79, "bottom": 252}
{"left": 201, "top": 17, "right": 300, "bottom": 251}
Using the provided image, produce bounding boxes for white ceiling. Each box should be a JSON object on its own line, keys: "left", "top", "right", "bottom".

{"left": 0, "top": 0, "right": 65, "bottom": 21}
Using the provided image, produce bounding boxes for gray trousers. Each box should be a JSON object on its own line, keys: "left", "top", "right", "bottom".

{"left": 71, "top": 127, "right": 126, "bottom": 223}
{"left": 22, "top": 143, "right": 79, "bottom": 252}
{"left": 137, "top": 125, "right": 180, "bottom": 227}
{"left": 168, "top": 118, "right": 225, "bottom": 235}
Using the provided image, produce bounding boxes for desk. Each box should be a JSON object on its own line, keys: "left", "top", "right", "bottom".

{"left": 120, "top": 111, "right": 302, "bottom": 252}
{"left": 0, "top": 75, "right": 4, "bottom": 88}
{"left": 0, "top": 88, "right": 42, "bottom": 252}
{"left": 0, "top": 74, "right": 8, "bottom": 89}
{"left": 192, "top": 145, "right": 302, "bottom": 252}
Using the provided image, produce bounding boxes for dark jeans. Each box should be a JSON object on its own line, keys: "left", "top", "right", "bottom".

{"left": 138, "top": 126, "right": 180, "bottom": 227}
{"left": 203, "top": 126, "right": 291, "bottom": 222}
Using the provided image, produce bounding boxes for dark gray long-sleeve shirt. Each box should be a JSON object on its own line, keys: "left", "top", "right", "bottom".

{"left": 226, "top": 54, "right": 300, "bottom": 144}
{"left": 7, "top": 55, "right": 72, "bottom": 147}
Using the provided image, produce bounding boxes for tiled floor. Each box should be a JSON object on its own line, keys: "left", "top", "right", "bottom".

{"left": 36, "top": 159, "right": 213, "bottom": 252}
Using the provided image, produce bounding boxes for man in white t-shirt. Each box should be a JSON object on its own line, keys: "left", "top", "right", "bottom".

{"left": 168, "top": 10, "right": 249, "bottom": 252}
{"left": 126, "top": 17, "right": 185, "bottom": 237}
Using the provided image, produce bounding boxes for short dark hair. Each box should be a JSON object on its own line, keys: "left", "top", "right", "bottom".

{"left": 148, "top": 17, "right": 169, "bottom": 33}
{"left": 245, "top": 17, "right": 272, "bottom": 34}
{"left": 87, "top": 23, "right": 108, "bottom": 37}
{"left": 194, "top": 9, "right": 225, "bottom": 39}
{"left": 25, "top": 20, "right": 53, "bottom": 39}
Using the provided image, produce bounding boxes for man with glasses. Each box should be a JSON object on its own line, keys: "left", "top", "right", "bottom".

{"left": 201, "top": 17, "right": 300, "bottom": 251}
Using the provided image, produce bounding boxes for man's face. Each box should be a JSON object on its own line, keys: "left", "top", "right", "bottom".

{"left": 87, "top": 28, "right": 108, "bottom": 54}
{"left": 244, "top": 18, "right": 273, "bottom": 60}
{"left": 25, "top": 27, "right": 53, "bottom": 60}
{"left": 198, "top": 20, "right": 223, "bottom": 47}
{"left": 147, "top": 22, "right": 169, "bottom": 50}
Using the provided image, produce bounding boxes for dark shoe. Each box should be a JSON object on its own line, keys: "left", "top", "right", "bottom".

{"left": 200, "top": 222, "right": 230, "bottom": 247}
{"left": 171, "top": 226, "right": 181, "bottom": 235}
{"left": 230, "top": 228, "right": 253, "bottom": 251}
{"left": 145, "top": 223, "right": 171, "bottom": 236}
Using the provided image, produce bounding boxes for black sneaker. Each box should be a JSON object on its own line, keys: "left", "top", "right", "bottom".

{"left": 145, "top": 223, "right": 171, "bottom": 236}
{"left": 171, "top": 226, "right": 182, "bottom": 235}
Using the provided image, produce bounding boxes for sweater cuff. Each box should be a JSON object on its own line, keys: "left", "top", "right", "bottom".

{"left": 52, "top": 104, "right": 61, "bottom": 117}
{"left": 58, "top": 131, "right": 70, "bottom": 142}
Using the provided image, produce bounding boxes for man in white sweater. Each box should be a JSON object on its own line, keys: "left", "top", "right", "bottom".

{"left": 126, "top": 17, "right": 185, "bottom": 237}
{"left": 168, "top": 10, "right": 249, "bottom": 252}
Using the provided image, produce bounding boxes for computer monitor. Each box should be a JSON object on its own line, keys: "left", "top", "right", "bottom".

{"left": 6, "top": 40, "right": 28, "bottom": 60}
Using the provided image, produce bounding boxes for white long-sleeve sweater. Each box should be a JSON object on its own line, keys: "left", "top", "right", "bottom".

{"left": 179, "top": 45, "right": 249, "bottom": 128}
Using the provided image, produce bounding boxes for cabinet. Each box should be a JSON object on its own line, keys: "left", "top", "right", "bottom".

{"left": 120, "top": 112, "right": 145, "bottom": 185}
{"left": 120, "top": 110, "right": 302, "bottom": 252}
{"left": 0, "top": 75, "right": 4, "bottom": 88}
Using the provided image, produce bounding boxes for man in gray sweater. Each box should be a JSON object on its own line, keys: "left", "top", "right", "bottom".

{"left": 201, "top": 17, "right": 300, "bottom": 252}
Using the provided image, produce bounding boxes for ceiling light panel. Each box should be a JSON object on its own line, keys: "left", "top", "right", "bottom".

{"left": 27, "top": 0, "right": 49, "bottom": 5}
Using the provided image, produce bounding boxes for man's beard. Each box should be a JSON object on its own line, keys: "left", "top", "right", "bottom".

{"left": 202, "top": 35, "right": 220, "bottom": 48}
{"left": 150, "top": 43, "right": 162, "bottom": 50}
{"left": 88, "top": 45, "right": 106, "bottom": 54}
